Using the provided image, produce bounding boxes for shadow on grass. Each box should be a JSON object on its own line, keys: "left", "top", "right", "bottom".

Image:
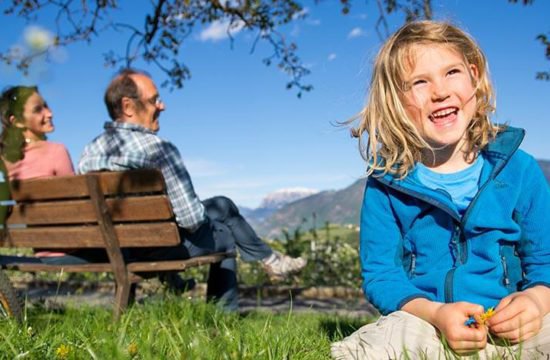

{"left": 319, "top": 315, "right": 377, "bottom": 341}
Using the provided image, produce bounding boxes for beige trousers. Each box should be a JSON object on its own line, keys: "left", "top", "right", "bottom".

{"left": 331, "top": 311, "right": 550, "bottom": 359}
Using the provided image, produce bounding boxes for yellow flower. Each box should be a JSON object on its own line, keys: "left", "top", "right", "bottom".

{"left": 128, "top": 342, "right": 138, "bottom": 357}
{"left": 55, "top": 344, "right": 71, "bottom": 359}
{"left": 480, "top": 307, "right": 495, "bottom": 322}
{"left": 473, "top": 307, "right": 495, "bottom": 326}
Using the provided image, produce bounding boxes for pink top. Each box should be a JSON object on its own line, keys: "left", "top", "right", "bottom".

{"left": 5, "top": 141, "right": 75, "bottom": 181}
{"left": 5, "top": 141, "right": 74, "bottom": 257}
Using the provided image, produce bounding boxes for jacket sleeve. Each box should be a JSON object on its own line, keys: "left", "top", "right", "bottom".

{"left": 360, "top": 177, "right": 434, "bottom": 315}
{"left": 516, "top": 156, "right": 550, "bottom": 290}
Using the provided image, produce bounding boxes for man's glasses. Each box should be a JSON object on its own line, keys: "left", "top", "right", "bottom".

{"left": 146, "top": 94, "right": 162, "bottom": 107}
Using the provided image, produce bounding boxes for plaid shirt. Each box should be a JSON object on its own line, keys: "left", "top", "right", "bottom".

{"left": 78, "top": 121, "right": 206, "bottom": 231}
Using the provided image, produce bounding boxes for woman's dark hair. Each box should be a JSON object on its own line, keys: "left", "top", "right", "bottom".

{"left": 0, "top": 86, "right": 38, "bottom": 129}
{"left": 0, "top": 86, "right": 38, "bottom": 162}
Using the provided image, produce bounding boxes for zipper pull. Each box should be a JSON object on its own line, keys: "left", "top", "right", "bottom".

{"left": 501, "top": 255, "right": 510, "bottom": 286}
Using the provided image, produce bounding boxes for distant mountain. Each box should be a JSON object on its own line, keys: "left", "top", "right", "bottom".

{"left": 253, "top": 159, "right": 550, "bottom": 239}
{"left": 259, "top": 188, "right": 319, "bottom": 209}
{"left": 240, "top": 206, "right": 277, "bottom": 223}
{"left": 241, "top": 188, "right": 318, "bottom": 224}
{"left": 252, "top": 179, "right": 366, "bottom": 238}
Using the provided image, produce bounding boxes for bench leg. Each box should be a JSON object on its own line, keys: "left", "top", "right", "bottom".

{"left": 0, "top": 270, "right": 23, "bottom": 322}
{"left": 113, "top": 280, "right": 132, "bottom": 320}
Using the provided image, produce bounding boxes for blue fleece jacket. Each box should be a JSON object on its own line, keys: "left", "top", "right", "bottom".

{"left": 360, "top": 126, "right": 550, "bottom": 315}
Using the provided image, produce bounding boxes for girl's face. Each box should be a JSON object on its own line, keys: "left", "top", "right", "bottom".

{"left": 401, "top": 44, "right": 478, "bottom": 151}
{"left": 20, "top": 92, "right": 54, "bottom": 139}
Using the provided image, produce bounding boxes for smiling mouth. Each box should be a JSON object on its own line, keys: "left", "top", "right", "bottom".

{"left": 429, "top": 107, "right": 458, "bottom": 124}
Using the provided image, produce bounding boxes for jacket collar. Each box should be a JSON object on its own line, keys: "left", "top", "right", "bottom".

{"left": 376, "top": 126, "right": 525, "bottom": 185}
{"left": 479, "top": 126, "right": 524, "bottom": 181}
{"left": 371, "top": 126, "right": 525, "bottom": 219}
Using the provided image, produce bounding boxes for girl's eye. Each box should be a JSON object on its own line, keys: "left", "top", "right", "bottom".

{"left": 412, "top": 79, "right": 426, "bottom": 87}
{"left": 448, "top": 68, "right": 461, "bottom": 76}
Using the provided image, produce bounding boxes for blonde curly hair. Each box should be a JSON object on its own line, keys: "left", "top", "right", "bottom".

{"left": 354, "top": 20, "right": 501, "bottom": 178}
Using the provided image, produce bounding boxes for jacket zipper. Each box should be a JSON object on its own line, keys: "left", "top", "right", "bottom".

{"left": 444, "top": 268, "right": 456, "bottom": 302}
{"left": 500, "top": 255, "right": 510, "bottom": 286}
{"left": 444, "top": 224, "right": 462, "bottom": 302}
{"left": 410, "top": 253, "right": 417, "bottom": 277}
{"left": 449, "top": 224, "right": 462, "bottom": 265}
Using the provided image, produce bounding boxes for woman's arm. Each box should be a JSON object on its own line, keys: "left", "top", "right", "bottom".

{"left": 53, "top": 143, "right": 75, "bottom": 176}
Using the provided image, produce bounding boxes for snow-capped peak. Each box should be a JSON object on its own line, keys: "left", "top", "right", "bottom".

{"left": 259, "top": 187, "right": 319, "bottom": 209}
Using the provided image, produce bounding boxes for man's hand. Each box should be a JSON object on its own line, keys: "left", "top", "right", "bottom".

{"left": 486, "top": 286, "right": 550, "bottom": 343}
{"left": 402, "top": 299, "right": 487, "bottom": 355}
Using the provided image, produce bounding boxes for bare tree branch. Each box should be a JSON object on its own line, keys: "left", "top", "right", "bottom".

{"left": 1, "top": 0, "right": 547, "bottom": 92}
{"left": 1, "top": 0, "right": 310, "bottom": 94}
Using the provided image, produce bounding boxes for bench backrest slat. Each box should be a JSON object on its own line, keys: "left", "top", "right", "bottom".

{"left": 2, "top": 223, "right": 180, "bottom": 248}
{"left": 7, "top": 195, "right": 173, "bottom": 225}
{"left": 9, "top": 169, "right": 165, "bottom": 201}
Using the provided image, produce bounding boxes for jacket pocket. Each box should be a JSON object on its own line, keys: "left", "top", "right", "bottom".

{"left": 499, "top": 242, "right": 523, "bottom": 292}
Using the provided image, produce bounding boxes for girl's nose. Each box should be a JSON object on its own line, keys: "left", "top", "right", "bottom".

{"left": 431, "top": 80, "right": 450, "bottom": 101}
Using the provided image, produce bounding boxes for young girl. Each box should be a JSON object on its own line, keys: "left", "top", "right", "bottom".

{"left": 331, "top": 21, "right": 550, "bottom": 359}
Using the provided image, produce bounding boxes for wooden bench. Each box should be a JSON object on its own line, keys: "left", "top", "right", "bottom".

{"left": 0, "top": 169, "right": 234, "bottom": 320}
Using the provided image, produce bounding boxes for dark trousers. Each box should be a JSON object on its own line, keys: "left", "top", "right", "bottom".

{"left": 183, "top": 196, "right": 272, "bottom": 310}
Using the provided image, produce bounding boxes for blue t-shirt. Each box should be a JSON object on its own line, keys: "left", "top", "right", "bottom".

{"left": 414, "top": 156, "right": 484, "bottom": 215}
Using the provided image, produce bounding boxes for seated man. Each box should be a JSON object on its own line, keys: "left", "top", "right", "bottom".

{"left": 78, "top": 68, "right": 306, "bottom": 311}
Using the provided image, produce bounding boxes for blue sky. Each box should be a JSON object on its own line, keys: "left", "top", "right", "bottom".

{"left": 1, "top": 1, "right": 549, "bottom": 207}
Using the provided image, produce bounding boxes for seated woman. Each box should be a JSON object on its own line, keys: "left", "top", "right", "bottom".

{"left": 0, "top": 86, "right": 88, "bottom": 263}
{"left": 1, "top": 86, "right": 74, "bottom": 180}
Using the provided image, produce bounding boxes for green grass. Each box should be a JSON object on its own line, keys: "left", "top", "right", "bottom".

{"left": 0, "top": 295, "right": 528, "bottom": 360}
{"left": 0, "top": 296, "right": 372, "bottom": 359}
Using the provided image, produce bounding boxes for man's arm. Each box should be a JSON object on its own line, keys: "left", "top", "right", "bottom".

{"left": 155, "top": 140, "right": 206, "bottom": 231}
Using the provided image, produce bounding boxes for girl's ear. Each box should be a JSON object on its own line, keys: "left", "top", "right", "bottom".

{"left": 469, "top": 64, "right": 479, "bottom": 81}
{"left": 8, "top": 115, "right": 16, "bottom": 125}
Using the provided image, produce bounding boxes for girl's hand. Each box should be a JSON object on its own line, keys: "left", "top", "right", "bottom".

{"left": 431, "top": 302, "right": 488, "bottom": 354}
{"left": 486, "top": 287, "right": 550, "bottom": 343}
